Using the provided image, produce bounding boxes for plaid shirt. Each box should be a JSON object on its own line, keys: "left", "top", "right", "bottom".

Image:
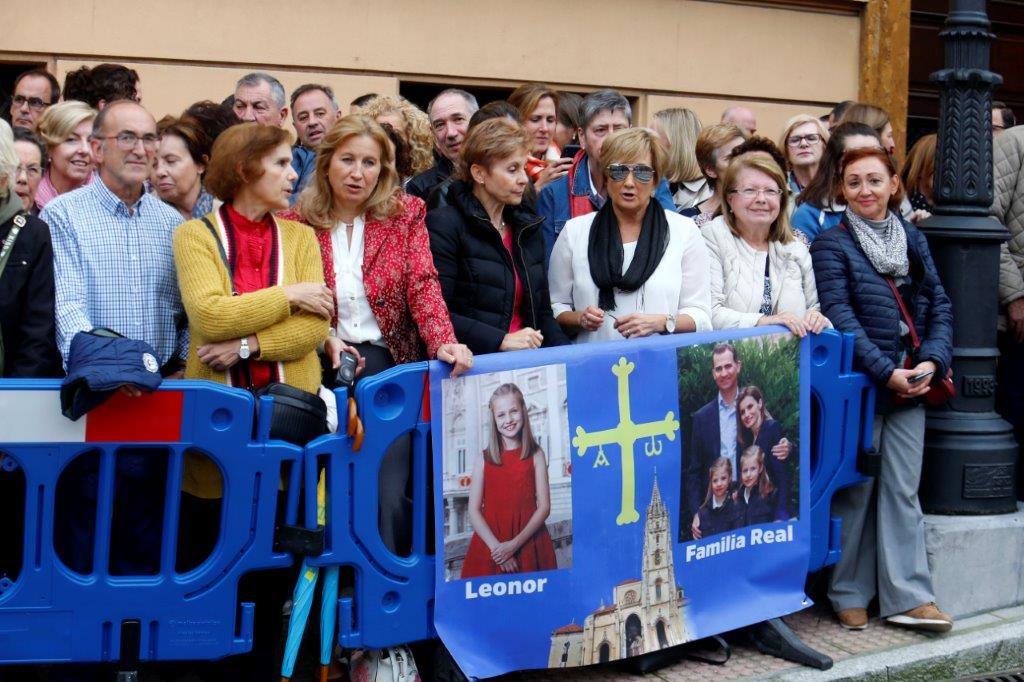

{"left": 42, "top": 176, "right": 188, "bottom": 366}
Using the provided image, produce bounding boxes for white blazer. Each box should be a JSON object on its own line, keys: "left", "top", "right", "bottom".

{"left": 700, "top": 216, "right": 826, "bottom": 330}
{"left": 548, "top": 209, "right": 713, "bottom": 343}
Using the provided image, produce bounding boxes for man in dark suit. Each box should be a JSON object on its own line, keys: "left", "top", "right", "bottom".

{"left": 683, "top": 343, "right": 741, "bottom": 540}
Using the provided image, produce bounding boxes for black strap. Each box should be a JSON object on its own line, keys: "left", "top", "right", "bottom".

{"left": 200, "top": 215, "right": 236, "bottom": 295}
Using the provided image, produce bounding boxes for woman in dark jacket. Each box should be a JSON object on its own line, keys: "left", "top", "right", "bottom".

{"left": 0, "top": 121, "right": 61, "bottom": 378}
{"left": 811, "top": 147, "right": 954, "bottom": 633}
{"left": 427, "top": 117, "right": 568, "bottom": 354}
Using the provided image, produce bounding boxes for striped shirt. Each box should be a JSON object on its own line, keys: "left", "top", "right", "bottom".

{"left": 42, "top": 176, "right": 188, "bottom": 365}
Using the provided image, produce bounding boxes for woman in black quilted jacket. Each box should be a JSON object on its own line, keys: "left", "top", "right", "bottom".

{"left": 426, "top": 117, "right": 567, "bottom": 354}
{"left": 811, "top": 146, "right": 953, "bottom": 634}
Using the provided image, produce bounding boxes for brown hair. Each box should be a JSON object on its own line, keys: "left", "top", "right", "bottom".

{"left": 737, "top": 445, "right": 776, "bottom": 499}
{"left": 736, "top": 385, "right": 774, "bottom": 449}
{"left": 720, "top": 155, "right": 795, "bottom": 244}
{"left": 157, "top": 113, "right": 214, "bottom": 168}
{"left": 204, "top": 123, "right": 291, "bottom": 202}
{"left": 838, "top": 146, "right": 904, "bottom": 211}
{"left": 508, "top": 83, "right": 560, "bottom": 127}
{"left": 485, "top": 383, "right": 539, "bottom": 466}
{"left": 900, "top": 133, "right": 936, "bottom": 201}
{"left": 703, "top": 456, "right": 733, "bottom": 507}
{"left": 456, "top": 117, "right": 531, "bottom": 181}
{"left": 695, "top": 122, "right": 747, "bottom": 189}
{"left": 296, "top": 115, "right": 403, "bottom": 226}
{"left": 837, "top": 103, "right": 890, "bottom": 138}
{"left": 599, "top": 127, "right": 668, "bottom": 184}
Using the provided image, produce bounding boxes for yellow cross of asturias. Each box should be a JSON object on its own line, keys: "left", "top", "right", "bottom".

{"left": 572, "top": 357, "right": 680, "bottom": 525}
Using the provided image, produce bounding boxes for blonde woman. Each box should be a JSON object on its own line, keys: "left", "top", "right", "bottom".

{"left": 702, "top": 154, "right": 828, "bottom": 335}
{"left": 358, "top": 94, "right": 435, "bottom": 179}
{"left": 652, "top": 107, "right": 708, "bottom": 210}
{"left": 682, "top": 122, "right": 748, "bottom": 226}
{"left": 779, "top": 114, "right": 830, "bottom": 195}
{"left": 34, "top": 100, "right": 96, "bottom": 210}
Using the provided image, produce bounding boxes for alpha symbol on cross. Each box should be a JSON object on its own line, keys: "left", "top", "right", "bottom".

{"left": 572, "top": 357, "right": 680, "bottom": 525}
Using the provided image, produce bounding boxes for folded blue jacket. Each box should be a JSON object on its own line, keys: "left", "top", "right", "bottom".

{"left": 60, "top": 330, "right": 164, "bottom": 420}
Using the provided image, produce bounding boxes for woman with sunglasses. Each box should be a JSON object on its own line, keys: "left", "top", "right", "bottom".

{"left": 548, "top": 127, "right": 712, "bottom": 342}
{"left": 702, "top": 154, "right": 828, "bottom": 336}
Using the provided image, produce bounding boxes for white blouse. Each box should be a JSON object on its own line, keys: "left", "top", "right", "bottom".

{"left": 330, "top": 215, "right": 383, "bottom": 345}
{"left": 547, "top": 209, "right": 713, "bottom": 343}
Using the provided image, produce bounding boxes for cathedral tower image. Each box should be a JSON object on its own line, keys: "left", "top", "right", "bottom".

{"left": 548, "top": 477, "right": 690, "bottom": 668}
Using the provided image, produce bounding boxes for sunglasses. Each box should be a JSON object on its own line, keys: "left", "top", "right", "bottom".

{"left": 606, "top": 163, "right": 655, "bottom": 183}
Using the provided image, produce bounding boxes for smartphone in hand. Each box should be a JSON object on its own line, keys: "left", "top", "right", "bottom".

{"left": 561, "top": 143, "right": 582, "bottom": 160}
{"left": 908, "top": 370, "right": 934, "bottom": 384}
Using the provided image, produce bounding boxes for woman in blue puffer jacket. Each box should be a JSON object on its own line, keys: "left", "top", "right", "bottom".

{"left": 811, "top": 147, "right": 954, "bottom": 634}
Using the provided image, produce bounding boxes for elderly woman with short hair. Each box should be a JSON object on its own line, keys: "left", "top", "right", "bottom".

{"left": 653, "top": 107, "right": 709, "bottom": 211}
{"left": 34, "top": 101, "right": 96, "bottom": 210}
{"left": 427, "top": 117, "right": 569, "bottom": 353}
{"left": 681, "top": 122, "right": 748, "bottom": 226}
{"left": 548, "top": 127, "right": 713, "bottom": 342}
{"left": 152, "top": 113, "right": 216, "bottom": 219}
{"left": 702, "top": 154, "right": 828, "bottom": 335}
{"left": 779, "top": 114, "right": 830, "bottom": 195}
{"left": 13, "top": 127, "right": 47, "bottom": 215}
{"left": 359, "top": 95, "right": 435, "bottom": 181}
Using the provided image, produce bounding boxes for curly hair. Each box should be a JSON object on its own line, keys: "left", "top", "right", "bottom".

{"left": 63, "top": 63, "right": 139, "bottom": 108}
{"left": 358, "top": 95, "right": 434, "bottom": 176}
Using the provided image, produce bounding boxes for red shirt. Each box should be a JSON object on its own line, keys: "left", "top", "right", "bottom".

{"left": 501, "top": 228, "right": 524, "bottom": 333}
{"left": 224, "top": 205, "right": 276, "bottom": 389}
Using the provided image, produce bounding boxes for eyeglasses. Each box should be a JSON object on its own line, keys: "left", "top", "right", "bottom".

{"left": 12, "top": 95, "right": 52, "bottom": 111}
{"left": 16, "top": 164, "right": 42, "bottom": 178}
{"left": 729, "top": 187, "right": 783, "bottom": 200}
{"left": 606, "top": 163, "right": 655, "bottom": 183}
{"left": 94, "top": 132, "right": 160, "bottom": 151}
{"left": 787, "top": 133, "right": 822, "bottom": 147}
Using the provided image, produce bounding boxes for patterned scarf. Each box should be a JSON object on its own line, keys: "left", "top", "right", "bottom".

{"left": 844, "top": 209, "right": 908, "bottom": 277}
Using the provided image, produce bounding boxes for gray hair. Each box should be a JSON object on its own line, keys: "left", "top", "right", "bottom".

{"left": 236, "top": 72, "right": 286, "bottom": 109}
{"left": 427, "top": 88, "right": 479, "bottom": 118}
{"left": 580, "top": 89, "right": 632, "bottom": 130}
{"left": 0, "top": 120, "right": 17, "bottom": 193}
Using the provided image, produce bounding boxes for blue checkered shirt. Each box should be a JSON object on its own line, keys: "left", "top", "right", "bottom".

{"left": 42, "top": 177, "right": 188, "bottom": 366}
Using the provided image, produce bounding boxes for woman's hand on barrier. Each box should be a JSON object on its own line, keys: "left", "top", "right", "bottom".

{"left": 772, "top": 437, "right": 790, "bottom": 461}
{"left": 500, "top": 328, "right": 543, "bottom": 351}
{"left": 197, "top": 336, "right": 257, "bottom": 371}
{"left": 436, "top": 343, "right": 473, "bottom": 377}
{"left": 613, "top": 312, "right": 666, "bottom": 338}
{"left": 324, "top": 337, "right": 366, "bottom": 376}
{"left": 908, "top": 209, "right": 932, "bottom": 225}
{"left": 577, "top": 306, "right": 605, "bottom": 333}
{"left": 491, "top": 540, "right": 519, "bottom": 566}
{"left": 1007, "top": 298, "right": 1024, "bottom": 343}
{"left": 690, "top": 513, "right": 702, "bottom": 540}
{"left": 803, "top": 310, "right": 829, "bottom": 334}
{"left": 284, "top": 282, "right": 334, "bottom": 318}
{"left": 758, "top": 312, "right": 808, "bottom": 337}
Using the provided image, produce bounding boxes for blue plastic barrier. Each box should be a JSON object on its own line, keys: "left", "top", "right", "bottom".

{"left": 303, "top": 364, "right": 436, "bottom": 649}
{"left": 807, "top": 331, "right": 875, "bottom": 572}
{"left": 0, "top": 380, "right": 302, "bottom": 664}
{"left": 0, "top": 329, "right": 875, "bottom": 665}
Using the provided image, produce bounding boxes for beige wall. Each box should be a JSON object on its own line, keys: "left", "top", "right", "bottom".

{"left": 6, "top": 1, "right": 861, "bottom": 124}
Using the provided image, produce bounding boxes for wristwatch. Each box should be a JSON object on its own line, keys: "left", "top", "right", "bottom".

{"left": 238, "top": 337, "right": 251, "bottom": 360}
{"left": 663, "top": 315, "right": 676, "bottom": 335}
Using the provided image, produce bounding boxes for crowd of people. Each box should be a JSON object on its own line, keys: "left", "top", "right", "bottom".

{"left": 2, "top": 61, "right": 1023, "bottom": 676}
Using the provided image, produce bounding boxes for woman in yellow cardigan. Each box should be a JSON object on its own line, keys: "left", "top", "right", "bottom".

{"left": 172, "top": 123, "right": 330, "bottom": 680}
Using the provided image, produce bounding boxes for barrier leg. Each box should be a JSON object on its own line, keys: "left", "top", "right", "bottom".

{"left": 746, "top": 618, "right": 832, "bottom": 670}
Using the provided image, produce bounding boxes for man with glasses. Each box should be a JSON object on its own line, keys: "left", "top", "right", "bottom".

{"left": 233, "top": 71, "right": 287, "bottom": 127}
{"left": 40, "top": 101, "right": 187, "bottom": 591}
{"left": 536, "top": 89, "right": 677, "bottom": 263}
{"left": 8, "top": 68, "right": 60, "bottom": 132}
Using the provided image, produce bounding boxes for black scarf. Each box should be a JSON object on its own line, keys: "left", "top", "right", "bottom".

{"left": 587, "top": 200, "right": 669, "bottom": 311}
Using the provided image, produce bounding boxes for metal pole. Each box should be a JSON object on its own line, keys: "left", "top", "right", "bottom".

{"left": 918, "top": 0, "right": 1018, "bottom": 513}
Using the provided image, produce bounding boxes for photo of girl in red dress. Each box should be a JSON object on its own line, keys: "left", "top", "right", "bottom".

{"left": 460, "top": 383, "right": 558, "bottom": 578}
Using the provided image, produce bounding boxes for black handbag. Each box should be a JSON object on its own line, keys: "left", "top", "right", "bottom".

{"left": 255, "top": 382, "right": 328, "bottom": 446}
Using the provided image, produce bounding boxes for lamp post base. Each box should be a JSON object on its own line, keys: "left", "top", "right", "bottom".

{"left": 920, "top": 410, "right": 1018, "bottom": 514}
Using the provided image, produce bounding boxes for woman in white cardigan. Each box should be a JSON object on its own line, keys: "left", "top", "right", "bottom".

{"left": 548, "top": 128, "right": 712, "bottom": 343}
{"left": 703, "top": 155, "right": 829, "bottom": 336}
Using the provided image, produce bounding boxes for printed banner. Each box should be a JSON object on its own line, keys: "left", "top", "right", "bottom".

{"left": 430, "top": 329, "right": 810, "bottom": 679}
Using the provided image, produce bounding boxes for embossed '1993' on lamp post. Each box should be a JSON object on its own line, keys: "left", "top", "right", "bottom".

{"left": 918, "top": 0, "right": 1018, "bottom": 513}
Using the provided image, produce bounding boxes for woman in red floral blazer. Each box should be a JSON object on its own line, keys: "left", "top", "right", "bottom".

{"left": 282, "top": 114, "right": 471, "bottom": 555}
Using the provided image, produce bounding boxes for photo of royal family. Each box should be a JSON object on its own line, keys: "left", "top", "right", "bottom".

{"left": 440, "top": 364, "right": 573, "bottom": 581}
{"left": 677, "top": 334, "right": 801, "bottom": 542}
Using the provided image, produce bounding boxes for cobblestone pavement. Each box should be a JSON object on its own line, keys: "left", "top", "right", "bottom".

{"left": 501, "top": 603, "right": 932, "bottom": 681}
